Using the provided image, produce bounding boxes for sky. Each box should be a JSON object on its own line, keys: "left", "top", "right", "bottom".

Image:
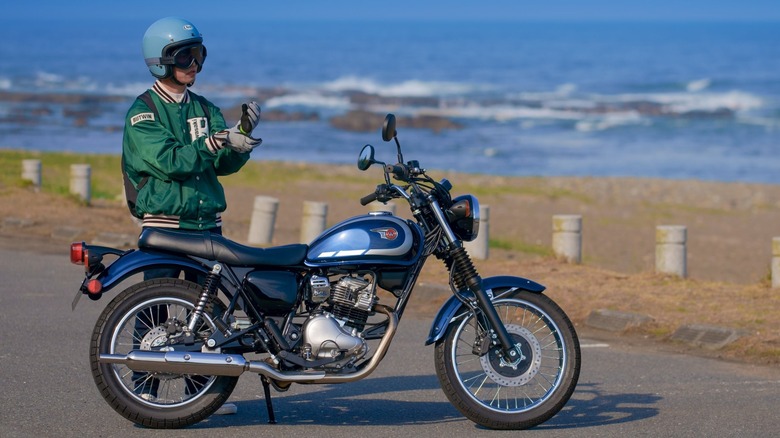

{"left": 3, "top": 0, "right": 780, "bottom": 22}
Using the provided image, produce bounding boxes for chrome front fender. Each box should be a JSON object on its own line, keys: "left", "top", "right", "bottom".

{"left": 424, "top": 275, "right": 546, "bottom": 346}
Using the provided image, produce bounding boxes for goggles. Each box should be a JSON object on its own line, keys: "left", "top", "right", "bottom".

{"left": 153, "top": 44, "right": 207, "bottom": 70}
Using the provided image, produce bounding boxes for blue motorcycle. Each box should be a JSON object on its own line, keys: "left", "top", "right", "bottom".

{"left": 71, "top": 114, "right": 580, "bottom": 430}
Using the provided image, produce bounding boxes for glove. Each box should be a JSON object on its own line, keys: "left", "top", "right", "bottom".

{"left": 208, "top": 126, "right": 262, "bottom": 154}
{"left": 238, "top": 101, "right": 261, "bottom": 135}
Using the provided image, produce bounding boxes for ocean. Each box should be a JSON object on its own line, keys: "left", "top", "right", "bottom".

{"left": 1, "top": 19, "right": 778, "bottom": 183}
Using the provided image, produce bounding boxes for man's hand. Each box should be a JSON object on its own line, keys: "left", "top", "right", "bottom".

{"left": 239, "top": 101, "right": 261, "bottom": 135}
{"left": 210, "top": 126, "right": 262, "bottom": 153}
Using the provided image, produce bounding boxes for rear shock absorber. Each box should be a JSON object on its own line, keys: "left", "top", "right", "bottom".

{"left": 188, "top": 264, "right": 222, "bottom": 332}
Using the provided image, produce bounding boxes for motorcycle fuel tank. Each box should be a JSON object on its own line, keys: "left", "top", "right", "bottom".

{"left": 306, "top": 212, "right": 421, "bottom": 267}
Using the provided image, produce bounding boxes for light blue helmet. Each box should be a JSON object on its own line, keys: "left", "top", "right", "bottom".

{"left": 142, "top": 17, "right": 205, "bottom": 79}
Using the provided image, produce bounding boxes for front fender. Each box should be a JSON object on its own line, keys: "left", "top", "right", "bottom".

{"left": 425, "top": 275, "right": 545, "bottom": 346}
{"left": 93, "top": 249, "right": 209, "bottom": 293}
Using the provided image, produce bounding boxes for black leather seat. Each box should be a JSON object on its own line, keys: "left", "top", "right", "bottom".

{"left": 138, "top": 228, "right": 308, "bottom": 267}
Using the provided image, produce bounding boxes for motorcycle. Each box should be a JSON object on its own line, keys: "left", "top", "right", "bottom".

{"left": 70, "top": 113, "right": 580, "bottom": 430}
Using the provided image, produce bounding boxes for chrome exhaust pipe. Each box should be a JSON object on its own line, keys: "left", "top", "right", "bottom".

{"left": 100, "top": 351, "right": 326, "bottom": 381}
{"left": 99, "top": 305, "right": 398, "bottom": 383}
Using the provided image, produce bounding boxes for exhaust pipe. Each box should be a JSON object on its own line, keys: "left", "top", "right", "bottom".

{"left": 100, "top": 305, "right": 398, "bottom": 383}
{"left": 100, "top": 350, "right": 324, "bottom": 381}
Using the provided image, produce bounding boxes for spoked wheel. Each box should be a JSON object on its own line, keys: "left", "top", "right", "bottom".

{"left": 90, "top": 279, "right": 238, "bottom": 429}
{"left": 434, "top": 291, "right": 581, "bottom": 430}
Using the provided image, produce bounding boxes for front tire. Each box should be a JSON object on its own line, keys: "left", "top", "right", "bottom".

{"left": 89, "top": 279, "right": 238, "bottom": 429}
{"left": 434, "top": 291, "right": 580, "bottom": 429}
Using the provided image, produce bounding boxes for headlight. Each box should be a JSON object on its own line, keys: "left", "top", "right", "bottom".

{"left": 446, "top": 195, "right": 480, "bottom": 242}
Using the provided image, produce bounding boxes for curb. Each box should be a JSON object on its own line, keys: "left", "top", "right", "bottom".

{"left": 585, "top": 308, "right": 747, "bottom": 350}
{"left": 670, "top": 324, "right": 748, "bottom": 350}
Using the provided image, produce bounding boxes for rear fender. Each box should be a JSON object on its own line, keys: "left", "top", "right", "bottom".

{"left": 91, "top": 249, "right": 209, "bottom": 293}
{"left": 425, "top": 275, "right": 545, "bottom": 345}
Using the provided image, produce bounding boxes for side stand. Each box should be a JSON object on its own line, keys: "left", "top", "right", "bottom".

{"left": 260, "top": 376, "right": 277, "bottom": 424}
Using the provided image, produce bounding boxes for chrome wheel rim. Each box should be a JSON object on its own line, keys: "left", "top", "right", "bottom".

{"left": 109, "top": 297, "right": 218, "bottom": 408}
{"left": 450, "top": 299, "right": 567, "bottom": 413}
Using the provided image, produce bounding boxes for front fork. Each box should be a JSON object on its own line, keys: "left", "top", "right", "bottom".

{"left": 469, "top": 277, "right": 524, "bottom": 364}
{"left": 424, "top": 196, "right": 520, "bottom": 361}
{"left": 449, "top": 246, "right": 521, "bottom": 362}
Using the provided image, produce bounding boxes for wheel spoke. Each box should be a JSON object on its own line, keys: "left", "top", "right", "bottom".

{"left": 446, "top": 297, "right": 575, "bottom": 415}
{"left": 107, "top": 294, "right": 219, "bottom": 407}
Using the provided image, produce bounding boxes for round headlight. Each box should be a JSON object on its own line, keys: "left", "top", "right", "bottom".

{"left": 446, "top": 195, "right": 480, "bottom": 242}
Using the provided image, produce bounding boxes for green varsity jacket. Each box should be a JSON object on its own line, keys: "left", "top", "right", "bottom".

{"left": 122, "top": 81, "right": 250, "bottom": 230}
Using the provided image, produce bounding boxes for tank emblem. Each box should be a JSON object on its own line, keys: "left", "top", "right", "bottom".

{"left": 371, "top": 227, "right": 398, "bottom": 241}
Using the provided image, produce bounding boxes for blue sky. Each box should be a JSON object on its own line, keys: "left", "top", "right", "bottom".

{"left": 4, "top": 0, "right": 780, "bottom": 21}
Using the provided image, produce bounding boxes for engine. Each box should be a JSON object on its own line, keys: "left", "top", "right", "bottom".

{"left": 301, "top": 273, "right": 377, "bottom": 365}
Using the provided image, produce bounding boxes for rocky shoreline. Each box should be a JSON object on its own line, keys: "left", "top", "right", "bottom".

{"left": 0, "top": 89, "right": 465, "bottom": 134}
{"left": 0, "top": 85, "right": 740, "bottom": 135}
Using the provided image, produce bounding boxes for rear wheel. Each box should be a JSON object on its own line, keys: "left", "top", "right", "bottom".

{"left": 434, "top": 291, "right": 580, "bottom": 429}
{"left": 89, "top": 279, "right": 238, "bottom": 429}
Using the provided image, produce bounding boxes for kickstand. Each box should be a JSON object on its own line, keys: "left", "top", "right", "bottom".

{"left": 260, "top": 376, "right": 277, "bottom": 424}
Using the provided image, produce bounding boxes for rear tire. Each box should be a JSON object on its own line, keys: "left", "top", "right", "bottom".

{"left": 89, "top": 279, "right": 238, "bottom": 429}
{"left": 434, "top": 291, "right": 580, "bottom": 429}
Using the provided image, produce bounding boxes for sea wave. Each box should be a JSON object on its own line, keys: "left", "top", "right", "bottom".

{"left": 265, "top": 93, "right": 351, "bottom": 109}
{"left": 320, "top": 76, "right": 484, "bottom": 97}
{"left": 687, "top": 78, "right": 712, "bottom": 92}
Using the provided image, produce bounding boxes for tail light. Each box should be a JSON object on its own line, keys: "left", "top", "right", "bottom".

{"left": 70, "top": 242, "right": 86, "bottom": 265}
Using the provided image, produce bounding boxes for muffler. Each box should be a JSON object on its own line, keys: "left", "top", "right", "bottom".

{"left": 99, "top": 350, "right": 325, "bottom": 381}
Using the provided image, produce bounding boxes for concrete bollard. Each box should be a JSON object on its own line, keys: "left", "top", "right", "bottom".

{"left": 656, "top": 225, "right": 687, "bottom": 278}
{"left": 300, "top": 201, "right": 328, "bottom": 243}
{"left": 247, "top": 196, "right": 279, "bottom": 245}
{"left": 69, "top": 163, "right": 91, "bottom": 204}
{"left": 22, "top": 159, "right": 42, "bottom": 190}
{"left": 464, "top": 205, "right": 489, "bottom": 260}
{"left": 370, "top": 202, "right": 396, "bottom": 215}
{"left": 772, "top": 237, "right": 780, "bottom": 289}
{"left": 552, "top": 214, "right": 582, "bottom": 264}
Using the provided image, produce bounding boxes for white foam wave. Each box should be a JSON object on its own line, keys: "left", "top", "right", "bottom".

{"left": 575, "top": 112, "right": 646, "bottom": 132}
{"left": 668, "top": 91, "right": 763, "bottom": 113}
{"left": 264, "top": 93, "right": 351, "bottom": 109}
{"left": 321, "top": 76, "right": 478, "bottom": 97}
{"left": 597, "top": 90, "right": 763, "bottom": 113}
{"left": 687, "top": 78, "right": 711, "bottom": 92}
{"left": 417, "top": 105, "right": 584, "bottom": 122}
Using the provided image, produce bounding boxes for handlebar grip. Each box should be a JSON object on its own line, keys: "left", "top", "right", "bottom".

{"left": 360, "top": 192, "right": 378, "bottom": 206}
{"left": 386, "top": 164, "right": 408, "bottom": 180}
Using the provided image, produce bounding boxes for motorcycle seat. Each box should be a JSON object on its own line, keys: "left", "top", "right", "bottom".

{"left": 138, "top": 228, "right": 308, "bottom": 267}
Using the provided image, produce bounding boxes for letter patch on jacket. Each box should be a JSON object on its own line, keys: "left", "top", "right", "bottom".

{"left": 130, "top": 112, "right": 155, "bottom": 125}
{"left": 188, "top": 117, "right": 209, "bottom": 141}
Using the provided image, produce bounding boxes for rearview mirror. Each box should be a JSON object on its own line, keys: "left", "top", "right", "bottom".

{"left": 357, "top": 144, "right": 376, "bottom": 171}
{"left": 382, "top": 114, "right": 396, "bottom": 142}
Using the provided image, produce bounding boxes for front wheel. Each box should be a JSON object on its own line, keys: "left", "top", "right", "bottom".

{"left": 434, "top": 291, "right": 581, "bottom": 430}
{"left": 89, "top": 279, "right": 238, "bottom": 429}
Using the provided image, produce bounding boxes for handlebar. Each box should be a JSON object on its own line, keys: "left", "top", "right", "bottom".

{"left": 360, "top": 192, "right": 378, "bottom": 206}
{"left": 385, "top": 163, "right": 409, "bottom": 181}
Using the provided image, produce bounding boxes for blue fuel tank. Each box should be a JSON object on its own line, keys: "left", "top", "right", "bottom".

{"left": 305, "top": 212, "right": 423, "bottom": 267}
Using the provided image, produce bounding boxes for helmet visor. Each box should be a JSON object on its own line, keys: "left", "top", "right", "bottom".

{"left": 170, "top": 44, "right": 207, "bottom": 70}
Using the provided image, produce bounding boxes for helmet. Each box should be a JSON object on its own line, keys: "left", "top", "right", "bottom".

{"left": 142, "top": 17, "right": 206, "bottom": 79}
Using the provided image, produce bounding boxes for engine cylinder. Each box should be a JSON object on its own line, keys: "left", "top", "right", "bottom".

{"left": 331, "top": 276, "right": 373, "bottom": 330}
